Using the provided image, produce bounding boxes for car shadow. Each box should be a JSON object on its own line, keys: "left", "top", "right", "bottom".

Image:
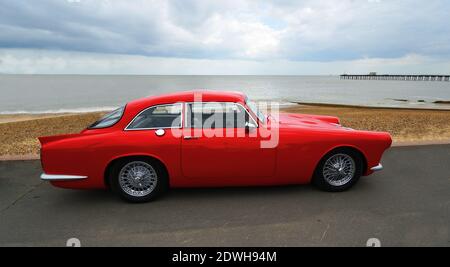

{"left": 53, "top": 183, "right": 322, "bottom": 205}
{"left": 169, "top": 184, "right": 318, "bottom": 199}
{"left": 50, "top": 176, "right": 377, "bottom": 205}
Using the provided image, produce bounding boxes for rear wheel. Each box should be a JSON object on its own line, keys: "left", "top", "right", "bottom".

{"left": 110, "top": 158, "right": 168, "bottom": 202}
{"left": 313, "top": 148, "right": 363, "bottom": 192}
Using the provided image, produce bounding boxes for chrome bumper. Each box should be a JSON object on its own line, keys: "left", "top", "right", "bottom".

{"left": 40, "top": 173, "right": 87, "bottom": 181}
{"left": 370, "top": 163, "right": 383, "bottom": 172}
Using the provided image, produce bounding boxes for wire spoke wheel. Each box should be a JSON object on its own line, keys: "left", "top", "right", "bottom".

{"left": 118, "top": 161, "right": 158, "bottom": 197}
{"left": 322, "top": 153, "right": 356, "bottom": 186}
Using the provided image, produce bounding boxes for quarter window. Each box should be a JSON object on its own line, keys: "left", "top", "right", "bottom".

{"left": 89, "top": 106, "right": 125, "bottom": 129}
{"left": 127, "top": 103, "right": 182, "bottom": 130}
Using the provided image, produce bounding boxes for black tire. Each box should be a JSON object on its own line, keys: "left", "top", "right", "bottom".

{"left": 109, "top": 157, "right": 168, "bottom": 203}
{"left": 312, "top": 148, "right": 363, "bottom": 192}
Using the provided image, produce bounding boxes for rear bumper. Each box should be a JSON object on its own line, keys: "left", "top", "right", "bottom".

{"left": 40, "top": 173, "right": 88, "bottom": 181}
{"left": 370, "top": 163, "right": 383, "bottom": 172}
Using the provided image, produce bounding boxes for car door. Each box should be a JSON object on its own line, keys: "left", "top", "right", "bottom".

{"left": 124, "top": 103, "right": 183, "bottom": 182}
{"left": 181, "top": 102, "right": 276, "bottom": 183}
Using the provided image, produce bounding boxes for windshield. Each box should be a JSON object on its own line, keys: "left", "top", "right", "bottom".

{"left": 88, "top": 106, "right": 125, "bottom": 129}
{"left": 246, "top": 97, "right": 266, "bottom": 124}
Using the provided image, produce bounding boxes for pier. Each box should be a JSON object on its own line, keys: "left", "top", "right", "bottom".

{"left": 340, "top": 74, "right": 450, "bottom": 81}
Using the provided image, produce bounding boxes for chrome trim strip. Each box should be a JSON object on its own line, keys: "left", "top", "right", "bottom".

{"left": 125, "top": 126, "right": 182, "bottom": 131}
{"left": 40, "top": 173, "right": 88, "bottom": 181}
{"left": 370, "top": 163, "right": 383, "bottom": 172}
{"left": 124, "top": 103, "right": 183, "bottom": 131}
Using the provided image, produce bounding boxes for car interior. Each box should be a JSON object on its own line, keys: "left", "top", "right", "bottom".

{"left": 187, "top": 103, "right": 249, "bottom": 129}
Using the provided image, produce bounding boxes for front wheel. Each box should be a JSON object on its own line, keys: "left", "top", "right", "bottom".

{"left": 110, "top": 158, "right": 168, "bottom": 203}
{"left": 313, "top": 149, "right": 363, "bottom": 192}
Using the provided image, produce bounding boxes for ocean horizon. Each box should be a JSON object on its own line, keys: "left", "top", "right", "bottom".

{"left": 1, "top": 74, "right": 449, "bottom": 114}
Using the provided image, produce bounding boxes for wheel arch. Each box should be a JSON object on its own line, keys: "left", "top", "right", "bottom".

{"left": 317, "top": 145, "right": 368, "bottom": 175}
{"left": 103, "top": 154, "right": 169, "bottom": 189}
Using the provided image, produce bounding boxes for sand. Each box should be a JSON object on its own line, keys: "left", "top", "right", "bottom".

{"left": 1, "top": 105, "right": 449, "bottom": 159}
{"left": 0, "top": 112, "right": 106, "bottom": 157}
{"left": 282, "top": 104, "right": 450, "bottom": 143}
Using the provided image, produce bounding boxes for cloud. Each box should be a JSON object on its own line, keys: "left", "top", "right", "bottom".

{"left": 0, "top": 0, "right": 449, "bottom": 61}
{"left": 0, "top": 0, "right": 449, "bottom": 74}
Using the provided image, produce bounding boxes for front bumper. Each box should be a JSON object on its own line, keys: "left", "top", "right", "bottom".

{"left": 370, "top": 163, "right": 383, "bottom": 172}
{"left": 40, "top": 173, "right": 88, "bottom": 181}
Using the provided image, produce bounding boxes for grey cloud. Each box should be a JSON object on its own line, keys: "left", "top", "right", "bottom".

{"left": 0, "top": 0, "right": 449, "bottom": 61}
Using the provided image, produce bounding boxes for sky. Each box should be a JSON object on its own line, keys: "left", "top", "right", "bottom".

{"left": 0, "top": 0, "right": 449, "bottom": 75}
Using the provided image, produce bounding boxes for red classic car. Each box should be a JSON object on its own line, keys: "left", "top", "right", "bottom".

{"left": 39, "top": 91, "right": 391, "bottom": 202}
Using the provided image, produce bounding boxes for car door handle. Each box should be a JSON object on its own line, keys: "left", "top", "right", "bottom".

{"left": 184, "top": 136, "right": 199, "bottom": 140}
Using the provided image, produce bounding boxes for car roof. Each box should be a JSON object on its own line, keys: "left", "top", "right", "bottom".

{"left": 84, "top": 90, "right": 249, "bottom": 132}
{"left": 127, "top": 90, "right": 247, "bottom": 110}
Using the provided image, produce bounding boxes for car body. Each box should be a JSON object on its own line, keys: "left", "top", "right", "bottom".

{"left": 39, "top": 90, "right": 392, "bottom": 202}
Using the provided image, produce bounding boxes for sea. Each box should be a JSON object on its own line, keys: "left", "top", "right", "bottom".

{"left": 0, "top": 74, "right": 449, "bottom": 114}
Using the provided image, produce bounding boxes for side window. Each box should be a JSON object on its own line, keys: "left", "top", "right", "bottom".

{"left": 186, "top": 102, "right": 252, "bottom": 129}
{"left": 127, "top": 103, "right": 182, "bottom": 130}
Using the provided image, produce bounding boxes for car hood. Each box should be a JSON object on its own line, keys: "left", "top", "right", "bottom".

{"left": 274, "top": 113, "right": 344, "bottom": 129}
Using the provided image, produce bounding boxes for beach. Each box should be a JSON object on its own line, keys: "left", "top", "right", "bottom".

{"left": 1, "top": 104, "right": 449, "bottom": 160}
{"left": 0, "top": 112, "right": 105, "bottom": 159}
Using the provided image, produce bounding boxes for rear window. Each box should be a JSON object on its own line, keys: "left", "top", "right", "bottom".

{"left": 88, "top": 106, "right": 125, "bottom": 129}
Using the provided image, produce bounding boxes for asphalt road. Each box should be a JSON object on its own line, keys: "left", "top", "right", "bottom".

{"left": 0, "top": 145, "right": 449, "bottom": 247}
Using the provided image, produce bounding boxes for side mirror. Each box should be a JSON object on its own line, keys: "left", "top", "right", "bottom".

{"left": 245, "top": 121, "right": 257, "bottom": 132}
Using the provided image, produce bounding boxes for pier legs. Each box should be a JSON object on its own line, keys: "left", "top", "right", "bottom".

{"left": 339, "top": 74, "right": 449, "bottom": 81}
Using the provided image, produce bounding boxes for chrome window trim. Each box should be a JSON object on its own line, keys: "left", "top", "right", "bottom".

{"left": 245, "top": 96, "right": 266, "bottom": 125}
{"left": 184, "top": 101, "right": 258, "bottom": 129}
{"left": 124, "top": 103, "right": 184, "bottom": 131}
